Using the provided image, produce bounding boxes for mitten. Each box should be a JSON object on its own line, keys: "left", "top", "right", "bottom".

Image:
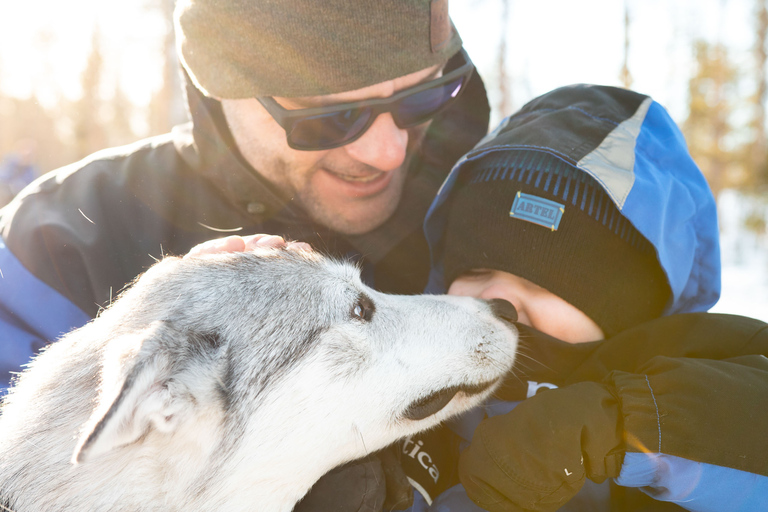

{"left": 459, "top": 381, "right": 624, "bottom": 512}
{"left": 295, "top": 443, "right": 413, "bottom": 512}
{"left": 380, "top": 443, "right": 414, "bottom": 511}
{"left": 294, "top": 454, "right": 386, "bottom": 512}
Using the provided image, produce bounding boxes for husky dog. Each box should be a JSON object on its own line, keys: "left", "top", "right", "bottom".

{"left": 0, "top": 249, "right": 517, "bottom": 512}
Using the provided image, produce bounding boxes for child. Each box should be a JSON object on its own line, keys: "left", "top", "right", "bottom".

{"left": 403, "top": 84, "right": 768, "bottom": 512}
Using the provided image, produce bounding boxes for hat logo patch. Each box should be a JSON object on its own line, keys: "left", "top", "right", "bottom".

{"left": 509, "top": 192, "right": 564, "bottom": 231}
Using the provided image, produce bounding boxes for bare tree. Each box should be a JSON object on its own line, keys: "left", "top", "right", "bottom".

{"left": 72, "top": 30, "right": 108, "bottom": 160}
{"left": 683, "top": 40, "right": 740, "bottom": 200}
{"left": 496, "top": 0, "right": 512, "bottom": 118}
{"left": 148, "top": 0, "right": 188, "bottom": 136}
{"left": 0, "top": 96, "right": 71, "bottom": 174}
{"left": 619, "top": 1, "right": 633, "bottom": 89}
{"left": 106, "top": 85, "right": 137, "bottom": 148}
{"left": 750, "top": 0, "right": 768, "bottom": 187}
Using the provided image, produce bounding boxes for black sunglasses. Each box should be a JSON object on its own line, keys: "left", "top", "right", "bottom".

{"left": 258, "top": 49, "right": 474, "bottom": 151}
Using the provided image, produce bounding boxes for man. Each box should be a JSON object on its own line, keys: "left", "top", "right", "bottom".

{"left": 0, "top": 0, "right": 489, "bottom": 391}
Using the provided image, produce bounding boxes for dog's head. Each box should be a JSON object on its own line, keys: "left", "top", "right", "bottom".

{"left": 71, "top": 249, "right": 517, "bottom": 492}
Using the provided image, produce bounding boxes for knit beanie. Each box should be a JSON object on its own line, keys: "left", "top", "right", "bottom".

{"left": 174, "top": 0, "right": 463, "bottom": 99}
{"left": 442, "top": 150, "right": 671, "bottom": 337}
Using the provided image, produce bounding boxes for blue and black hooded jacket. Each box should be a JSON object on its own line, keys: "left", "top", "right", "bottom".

{"left": 401, "top": 84, "right": 768, "bottom": 512}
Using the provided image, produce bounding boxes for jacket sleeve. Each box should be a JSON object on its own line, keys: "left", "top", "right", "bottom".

{"left": 569, "top": 316, "right": 768, "bottom": 511}
{"left": 566, "top": 313, "right": 768, "bottom": 381}
{"left": 608, "top": 355, "right": 768, "bottom": 512}
{"left": 0, "top": 237, "right": 90, "bottom": 393}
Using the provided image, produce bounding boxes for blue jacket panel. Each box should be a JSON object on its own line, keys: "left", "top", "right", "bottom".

{"left": 0, "top": 237, "right": 89, "bottom": 392}
{"left": 617, "top": 452, "right": 768, "bottom": 512}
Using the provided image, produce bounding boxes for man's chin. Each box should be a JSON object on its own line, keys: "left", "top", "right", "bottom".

{"left": 316, "top": 206, "right": 397, "bottom": 235}
{"left": 300, "top": 132, "right": 423, "bottom": 235}
{"left": 304, "top": 193, "right": 402, "bottom": 235}
{"left": 298, "top": 169, "right": 407, "bottom": 235}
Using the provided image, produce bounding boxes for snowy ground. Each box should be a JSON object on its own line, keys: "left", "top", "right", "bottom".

{"left": 708, "top": 190, "right": 768, "bottom": 322}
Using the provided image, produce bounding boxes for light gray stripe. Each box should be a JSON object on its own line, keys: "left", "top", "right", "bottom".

{"left": 577, "top": 97, "right": 653, "bottom": 209}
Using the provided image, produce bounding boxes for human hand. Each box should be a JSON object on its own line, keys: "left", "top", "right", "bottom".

{"left": 459, "top": 382, "right": 624, "bottom": 512}
{"left": 184, "top": 234, "right": 312, "bottom": 258}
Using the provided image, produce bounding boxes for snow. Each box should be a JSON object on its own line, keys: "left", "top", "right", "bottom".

{"left": 709, "top": 190, "right": 768, "bottom": 323}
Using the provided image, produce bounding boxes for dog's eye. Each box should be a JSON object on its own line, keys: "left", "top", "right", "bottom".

{"left": 351, "top": 294, "right": 375, "bottom": 322}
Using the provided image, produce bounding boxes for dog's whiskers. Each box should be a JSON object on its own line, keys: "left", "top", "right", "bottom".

{"left": 501, "top": 367, "right": 526, "bottom": 386}
{"left": 352, "top": 423, "right": 380, "bottom": 486}
{"left": 486, "top": 356, "right": 511, "bottom": 375}
{"left": 352, "top": 423, "right": 369, "bottom": 457}
{"left": 515, "top": 335, "right": 555, "bottom": 372}
{"left": 21, "top": 436, "right": 43, "bottom": 452}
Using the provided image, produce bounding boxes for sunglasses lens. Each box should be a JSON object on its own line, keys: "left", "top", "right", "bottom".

{"left": 395, "top": 76, "right": 466, "bottom": 127}
{"left": 277, "top": 61, "right": 470, "bottom": 150}
{"left": 289, "top": 108, "right": 372, "bottom": 149}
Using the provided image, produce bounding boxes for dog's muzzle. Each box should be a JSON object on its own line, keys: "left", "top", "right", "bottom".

{"left": 401, "top": 298, "right": 517, "bottom": 422}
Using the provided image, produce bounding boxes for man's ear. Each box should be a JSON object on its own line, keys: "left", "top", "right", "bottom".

{"left": 72, "top": 321, "right": 221, "bottom": 464}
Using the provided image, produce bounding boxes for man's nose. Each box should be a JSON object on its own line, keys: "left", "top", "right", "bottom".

{"left": 343, "top": 112, "right": 408, "bottom": 171}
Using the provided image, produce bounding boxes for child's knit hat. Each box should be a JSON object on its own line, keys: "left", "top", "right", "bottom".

{"left": 442, "top": 150, "right": 669, "bottom": 336}
{"left": 425, "top": 84, "right": 721, "bottom": 336}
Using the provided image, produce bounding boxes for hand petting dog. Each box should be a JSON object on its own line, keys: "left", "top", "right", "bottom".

{"left": 185, "top": 234, "right": 312, "bottom": 258}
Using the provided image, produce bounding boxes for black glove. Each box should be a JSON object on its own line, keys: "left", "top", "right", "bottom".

{"left": 379, "top": 443, "right": 414, "bottom": 511}
{"left": 458, "top": 381, "right": 624, "bottom": 512}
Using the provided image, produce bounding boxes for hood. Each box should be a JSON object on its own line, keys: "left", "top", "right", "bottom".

{"left": 425, "top": 84, "right": 720, "bottom": 315}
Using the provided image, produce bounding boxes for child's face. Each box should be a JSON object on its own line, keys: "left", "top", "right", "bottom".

{"left": 448, "top": 269, "right": 604, "bottom": 344}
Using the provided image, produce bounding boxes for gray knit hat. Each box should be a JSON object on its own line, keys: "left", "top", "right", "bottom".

{"left": 174, "top": 0, "right": 463, "bottom": 99}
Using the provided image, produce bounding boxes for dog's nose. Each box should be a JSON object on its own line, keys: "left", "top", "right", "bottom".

{"left": 485, "top": 298, "right": 518, "bottom": 323}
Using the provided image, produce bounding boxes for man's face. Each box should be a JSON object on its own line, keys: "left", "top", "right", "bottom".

{"left": 221, "top": 64, "right": 441, "bottom": 235}
{"left": 448, "top": 269, "right": 605, "bottom": 344}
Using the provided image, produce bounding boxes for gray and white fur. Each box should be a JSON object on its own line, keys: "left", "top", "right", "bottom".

{"left": 0, "top": 249, "right": 517, "bottom": 512}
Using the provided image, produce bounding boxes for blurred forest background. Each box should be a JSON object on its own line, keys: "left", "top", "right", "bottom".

{"left": 0, "top": 0, "right": 767, "bottom": 318}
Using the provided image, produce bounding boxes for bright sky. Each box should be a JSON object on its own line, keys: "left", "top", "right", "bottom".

{"left": 452, "top": 0, "right": 754, "bottom": 124}
{"left": 0, "top": 0, "right": 756, "bottom": 124}
{"left": 0, "top": 0, "right": 167, "bottom": 107}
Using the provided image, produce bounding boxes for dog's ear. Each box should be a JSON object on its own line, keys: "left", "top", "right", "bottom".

{"left": 73, "top": 321, "right": 222, "bottom": 464}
